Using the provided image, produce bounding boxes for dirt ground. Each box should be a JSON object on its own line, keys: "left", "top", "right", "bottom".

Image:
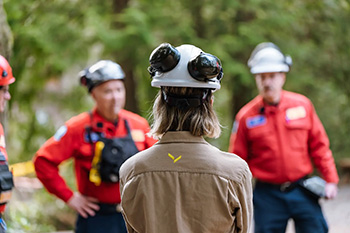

{"left": 285, "top": 184, "right": 350, "bottom": 233}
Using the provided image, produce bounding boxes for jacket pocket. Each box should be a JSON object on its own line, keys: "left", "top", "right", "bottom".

{"left": 285, "top": 119, "right": 310, "bottom": 150}
{"left": 248, "top": 126, "right": 276, "bottom": 156}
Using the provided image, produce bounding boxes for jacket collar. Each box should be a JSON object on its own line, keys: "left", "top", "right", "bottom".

{"left": 258, "top": 90, "right": 288, "bottom": 114}
{"left": 91, "top": 107, "right": 125, "bottom": 133}
{"left": 159, "top": 131, "right": 207, "bottom": 144}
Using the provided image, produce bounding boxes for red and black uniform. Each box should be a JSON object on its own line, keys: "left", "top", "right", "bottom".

{"left": 34, "top": 108, "right": 156, "bottom": 204}
{"left": 0, "top": 124, "right": 10, "bottom": 214}
{"left": 229, "top": 90, "right": 338, "bottom": 184}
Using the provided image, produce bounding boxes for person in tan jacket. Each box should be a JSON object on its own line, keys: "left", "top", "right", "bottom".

{"left": 119, "top": 43, "right": 253, "bottom": 233}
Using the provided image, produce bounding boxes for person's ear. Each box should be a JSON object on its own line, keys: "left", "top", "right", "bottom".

{"left": 281, "top": 73, "right": 287, "bottom": 86}
{"left": 90, "top": 89, "right": 97, "bottom": 101}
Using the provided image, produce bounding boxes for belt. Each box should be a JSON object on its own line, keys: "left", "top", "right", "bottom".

{"left": 96, "top": 203, "right": 122, "bottom": 215}
{"left": 256, "top": 178, "right": 305, "bottom": 192}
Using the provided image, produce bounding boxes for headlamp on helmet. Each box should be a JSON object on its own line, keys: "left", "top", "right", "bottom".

{"left": 80, "top": 60, "right": 125, "bottom": 92}
{"left": 148, "top": 43, "right": 223, "bottom": 90}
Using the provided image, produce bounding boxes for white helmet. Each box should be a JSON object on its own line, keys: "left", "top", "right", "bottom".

{"left": 248, "top": 42, "right": 292, "bottom": 74}
{"left": 148, "top": 43, "right": 223, "bottom": 90}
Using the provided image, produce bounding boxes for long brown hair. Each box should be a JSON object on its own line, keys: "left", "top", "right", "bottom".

{"left": 150, "top": 86, "right": 221, "bottom": 139}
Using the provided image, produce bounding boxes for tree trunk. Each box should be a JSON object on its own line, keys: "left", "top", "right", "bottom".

{"left": 0, "top": 0, "right": 13, "bottom": 129}
{"left": 113, "top": 0, "right": 128, "bottom": 14}
{"left": 122, "top": 62, "right": 139, "bottom": 114}
{"left": 0, "top": 0, "right": 13, "bottom": 59}
{"left": 112, "top": 0, "right": 139, "bottom": 114}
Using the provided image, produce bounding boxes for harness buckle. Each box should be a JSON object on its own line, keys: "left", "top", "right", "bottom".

{"left": 280, "top": 182, "right": 292, "bottom": 192}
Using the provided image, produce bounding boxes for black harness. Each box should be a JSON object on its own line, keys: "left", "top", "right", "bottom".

{"left": 0, "top": 153, "right": 14, "bottom": 205}
{"left": 86, "top": 113, "right": 139, "bottom": 183}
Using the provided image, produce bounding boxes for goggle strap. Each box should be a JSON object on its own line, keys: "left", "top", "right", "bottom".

{"left": 162, "top": 90, "right": 209, "bottom": 109}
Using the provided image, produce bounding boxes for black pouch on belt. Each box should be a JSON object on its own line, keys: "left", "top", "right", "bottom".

{"left": 98, "top": 120, "right": 139, "bottom": 183}
{"left": 0, "top": 153, "right": 14, "bottom": 205}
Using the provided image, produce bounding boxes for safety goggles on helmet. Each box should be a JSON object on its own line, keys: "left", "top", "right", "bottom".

{"left": 148, "top": 43, "right": 181, "bottom": 74}
{"left": 0, "top": 55, "right": 15, "bottom": 86}
{"left": 248, "top": 42, "right": 292, "bottom": 74}
{"left": 188, "top": 52, "right": 223, "bottom": 82}
{"left": 80, "top": 60, "right": 125, "bottom": 92}
{"left": 148, "top": 43, "right": 223, "bottom": 90}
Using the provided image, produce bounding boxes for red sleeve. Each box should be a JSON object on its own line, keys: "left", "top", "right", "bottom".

{"left": 33, "top": 124, "right": 77, "bottom": 202}
{"left": 228, "top": 120, "right": 238, "bottom": 153}
{"left": 308, "top": 105, "right": 339, "bottom": 183}
{"left": 0, "top": 124, "right": 8, "bottom": 213}
{"left": 134, "top": 120, "right": 157, "bottom": 150}
{"left": 143, "top": 124, "right": 157, "bottom": 149}
{"left": 0, "top": 124, "right": 8, "bottom": 160}
{"left": 228, "top": 118, "right": 249, "bottom": 161}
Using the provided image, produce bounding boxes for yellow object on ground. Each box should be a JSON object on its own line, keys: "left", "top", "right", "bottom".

{"left": 9, "top": 161, "right": 35, "bottom": 177}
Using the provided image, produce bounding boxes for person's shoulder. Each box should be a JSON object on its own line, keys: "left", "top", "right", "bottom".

{"left": 218, "top": 150, "right": 250, "bottom": 169}
{"left": 64, "top": 112, "right": 90, "bottom": 129}
{"left": 236, "top": 95, "right": 262, "bottom": 119}
{"left": 119, "top": 109, "right": 149, "bottom": 125}
{"left": 204, "top": 145, "right": 250, "bottom": 173}
{"left": 283, "top": 91, "right": 312, "bottom": 106}
{"left": 120, "top": 146, "right": 154, "bottom": 178}
{"left": 47, "top": 112, "right": 89, "bottom": 143}
{"left": 214, "top": 149, "right": 251, "bottom": 181}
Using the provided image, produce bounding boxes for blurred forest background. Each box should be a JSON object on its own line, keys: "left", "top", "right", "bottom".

{"left": 1, "top": 0, "right": 350, "bottom": 232}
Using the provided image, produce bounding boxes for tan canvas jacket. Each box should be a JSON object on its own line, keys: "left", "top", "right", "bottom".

{"left": 120, "top": 131, "right": 253, "bottom": 233}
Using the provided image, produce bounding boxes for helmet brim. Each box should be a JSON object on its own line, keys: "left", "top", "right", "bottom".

{"left": 250, "top": 64, "right": 289, "bottom": 74}
{"left": 0, "top": 77, "right": 15, "bottom": 86}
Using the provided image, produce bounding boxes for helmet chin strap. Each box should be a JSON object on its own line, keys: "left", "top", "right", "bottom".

{"left": 162, "top": 89, "right": 209, "bottom": 110}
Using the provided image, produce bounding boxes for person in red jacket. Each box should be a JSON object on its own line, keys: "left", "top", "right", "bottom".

{"left": 228, "top": 42, "right": 339, "bottom": 233}
{"left": 0, "top": 55, "right": 15, "bottom": 233}
{"left": 33, "top": 60, "right": 156, "bottom": 233}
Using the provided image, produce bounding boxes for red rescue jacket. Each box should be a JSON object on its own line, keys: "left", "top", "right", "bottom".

{"left": 229, "top": 91, "right": 339, "bottom": 184}
{"left": 0, "top": 124, "right": 8, "bottom": 213}
{"left": 34, "top": 108, "right": 157, "bottom": 204}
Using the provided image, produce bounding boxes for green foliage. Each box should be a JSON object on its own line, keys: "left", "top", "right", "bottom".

{"left": 7, "top": 190, "right": 72, "bottom": 233}
{"left": 3, "top": 0, "right": 349, "bottom": 165}
{"left": 2, "top": 0, "right": 350, "bottom": 230}
{"left": 3, "top": 0, "right": 349, "bottom": 168}
{"left": 6, "top": 161, "right": 77, "bottom": 232}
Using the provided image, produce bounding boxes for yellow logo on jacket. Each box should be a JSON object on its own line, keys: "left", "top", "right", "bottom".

{"left": 168, "top": 153, "right": 182, "bottom": 163}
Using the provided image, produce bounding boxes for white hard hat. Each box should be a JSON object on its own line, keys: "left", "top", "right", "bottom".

{"left": 248, "top": 42, "right": 292, "bottom": 74}
{"left": 148, "top": 43, "right": 223, "bottom": 90}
